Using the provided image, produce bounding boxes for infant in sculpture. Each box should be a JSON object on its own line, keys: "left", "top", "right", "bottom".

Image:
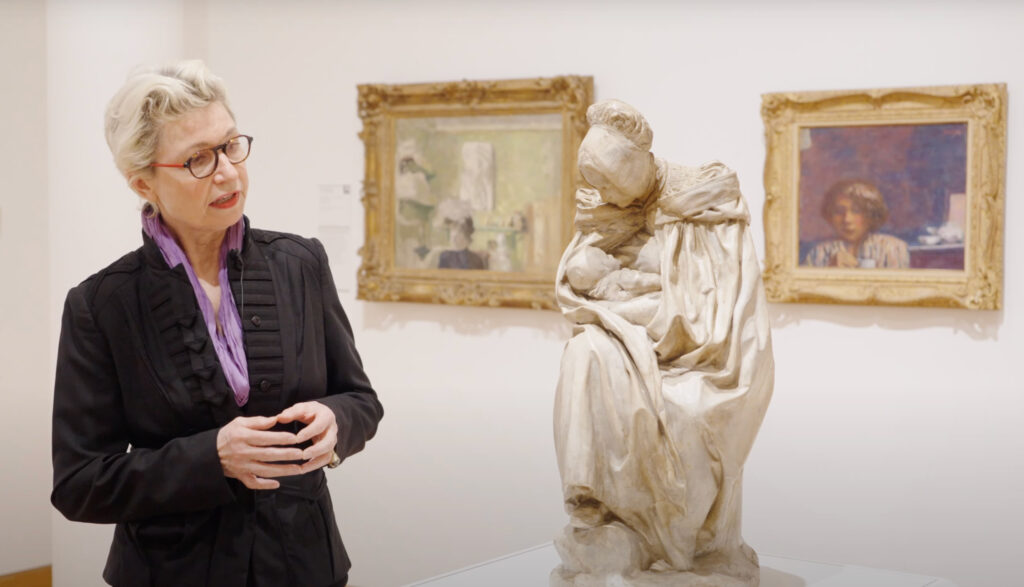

{"left": 552, "top": 100, "right": 774, "bottom": 587}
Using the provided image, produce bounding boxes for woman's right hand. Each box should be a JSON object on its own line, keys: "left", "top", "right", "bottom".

{"left": 217, "top": 416, "right": 304, "bottom": 490}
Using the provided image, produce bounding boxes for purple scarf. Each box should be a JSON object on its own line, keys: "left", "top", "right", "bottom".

{"left": 142, "top": 214, "right": 250, "bottom": 406}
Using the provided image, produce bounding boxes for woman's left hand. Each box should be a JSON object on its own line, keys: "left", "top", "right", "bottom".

{"left": 276, "top": 401, "right": 338, "bottom": 474}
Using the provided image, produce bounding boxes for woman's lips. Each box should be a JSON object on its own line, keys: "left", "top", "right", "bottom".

{"left": 210, "top": 191, "right": 239, "bottom": 209}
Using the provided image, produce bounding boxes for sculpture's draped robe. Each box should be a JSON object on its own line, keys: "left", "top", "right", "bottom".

{"left": 554, "top": 160, "right": 773, "bottom": 568}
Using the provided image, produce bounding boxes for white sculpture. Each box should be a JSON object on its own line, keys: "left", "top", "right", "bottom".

{"left": 552, "top": 100, "right": 774, "bottom": 587}
{"left": 459, "top": 141, "right": 496, "bottom": 211}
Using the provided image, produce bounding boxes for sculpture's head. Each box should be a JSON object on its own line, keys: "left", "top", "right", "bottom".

{"left": 578, "top": 100, "right": 657, "bottom": 208}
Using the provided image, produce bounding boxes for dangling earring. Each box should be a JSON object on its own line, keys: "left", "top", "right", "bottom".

{"left": 142, "top": 200, "right": 160, "bottom": 219}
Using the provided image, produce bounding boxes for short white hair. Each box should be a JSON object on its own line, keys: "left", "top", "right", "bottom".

{"left": 104, "top": 60, "right": 233, "bottom": 178}
{"left": 586, "top": 99, "right": 653, "bottom": 151}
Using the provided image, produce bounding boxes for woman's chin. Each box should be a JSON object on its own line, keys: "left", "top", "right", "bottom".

{"left": 210, "top": 196, "right": 245, "bottom": 224}
{"left": 839, "top": 231, "right": 868, "bottom": 244}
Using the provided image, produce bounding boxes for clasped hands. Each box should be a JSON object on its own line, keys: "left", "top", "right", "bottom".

{"left": 217, "top": 401, "right": 338, "bottom": 490}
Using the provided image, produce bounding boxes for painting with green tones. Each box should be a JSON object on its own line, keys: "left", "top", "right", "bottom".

{"left": 393, "top": 113, "right": 564, "bottom": 276}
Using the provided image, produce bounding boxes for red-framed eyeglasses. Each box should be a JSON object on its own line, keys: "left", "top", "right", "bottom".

{"left": 151, "top": 135, "right": 253, "bottom": 179}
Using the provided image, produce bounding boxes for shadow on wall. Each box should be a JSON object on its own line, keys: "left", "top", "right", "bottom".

{"left": 361, "top": 300, "right": 574, "bottom": 340}
{"left": 768, "top": 302, "right": 1002, "bottom": 341}
{"left": 360, "top": 297, "right": 1002, "bottom": 342}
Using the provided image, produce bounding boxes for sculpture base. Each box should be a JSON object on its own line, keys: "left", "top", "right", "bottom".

{"left": 550, "top": 567, "right": 757, "bottom": 587}
{"left": 551, "top": 523, "right": 759, "bottom": 587}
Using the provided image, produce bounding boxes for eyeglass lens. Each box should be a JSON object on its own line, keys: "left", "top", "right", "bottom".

{"left": 188, "top": 135, "right": 252, "bottom": 178}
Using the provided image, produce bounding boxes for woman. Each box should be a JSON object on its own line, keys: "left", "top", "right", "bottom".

{"left": 803, "top": 179, "right": 910, "bottom": 268}
{"left": 438, "top": 217, "right": 485, "bottom": 270}
{"left": 51, "top": 60, "right": 383, "bottom": 587}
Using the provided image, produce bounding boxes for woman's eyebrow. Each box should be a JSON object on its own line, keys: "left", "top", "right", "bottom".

{"left": 182, "top": 128, "right": 240, "bottom": 155}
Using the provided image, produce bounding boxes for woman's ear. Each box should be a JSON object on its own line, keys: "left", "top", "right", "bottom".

{"left": 128, "top": 172, "right": 157, "bottom": 207}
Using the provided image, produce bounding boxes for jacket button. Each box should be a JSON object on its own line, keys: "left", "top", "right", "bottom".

{"left": 259, "top": 379, "right": 271, "bottom": 392}
{"left": 250, "top": 314, "right": 261, "bottom": 327}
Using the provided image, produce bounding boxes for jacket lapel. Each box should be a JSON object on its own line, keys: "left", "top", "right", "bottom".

{"left": 140, "top": 231, "right": 244, "bottom": 426}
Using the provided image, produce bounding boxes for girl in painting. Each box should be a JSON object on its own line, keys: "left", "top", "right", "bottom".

{"left": 804, "top": 179, "right": 910, "bottom": 268}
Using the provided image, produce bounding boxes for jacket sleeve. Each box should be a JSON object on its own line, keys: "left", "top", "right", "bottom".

{"left": 310, "top": 238, "right": 383, "bottom": 463}
{"left": 51, "top": 286, "right": 236, "bottom": 524}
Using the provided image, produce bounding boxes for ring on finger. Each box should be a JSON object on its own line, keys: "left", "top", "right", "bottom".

{"left": 325, "top": 451, "right": 342, "bottom": 469}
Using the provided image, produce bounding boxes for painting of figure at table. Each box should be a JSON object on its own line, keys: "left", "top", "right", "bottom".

{"left": 798, "top": 123, "right": 967, "bottom": 270}
{"left": 393, "top": 113, "right": 564, "bottom": 276}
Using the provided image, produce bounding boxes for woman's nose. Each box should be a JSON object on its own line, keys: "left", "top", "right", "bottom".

{"left": 213, "top": 151, "right": 240, "bottom": 182}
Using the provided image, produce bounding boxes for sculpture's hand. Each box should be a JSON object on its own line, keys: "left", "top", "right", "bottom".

{"left": 277, "top": 401, "right": 340, "bottom": 474}
{"left": 590, "top": 271, "right": 630, "bottom": 301}
{"left": 591, "top": 269, "right": 660, "bottom": 301}
{"left": 618, "top": 269, "right": 661, "bottom": 294}
{"left": 217, "top": 416, "right": 304, "bottom": 490}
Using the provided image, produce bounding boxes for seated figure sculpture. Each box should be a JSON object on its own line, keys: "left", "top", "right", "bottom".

{"left": 552, "top": 100, "right": 774, "bottom": 587}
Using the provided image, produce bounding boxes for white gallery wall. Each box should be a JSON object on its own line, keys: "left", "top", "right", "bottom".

{"left": 2, "top": 1, "right": 1016, "bottom": 586}
{"left": 0, "top": 0, "right": 50, "bottom": 575}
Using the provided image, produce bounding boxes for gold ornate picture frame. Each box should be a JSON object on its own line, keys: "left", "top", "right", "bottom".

{"left": 761, "top": 84, "right": 1006, "bottom": 309}
{"left": 356, "top": 76, "right": 593, "bottom": 310}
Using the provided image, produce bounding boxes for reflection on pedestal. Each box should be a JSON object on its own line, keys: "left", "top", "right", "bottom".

{"left": 407, "top": 543, "right": 960, "bottom": 587}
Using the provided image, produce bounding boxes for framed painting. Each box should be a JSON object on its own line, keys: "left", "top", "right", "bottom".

{"left": 761, "top": 83, "right": 1006, "bottom": 309}
{"left": 356, "top": 75, "right": 593, "bottom": 310}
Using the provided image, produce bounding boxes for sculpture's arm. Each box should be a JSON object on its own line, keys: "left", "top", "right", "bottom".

{"left": 589, "top": 268, "right": 661, "bottom": 301}
{"left": 594, "top": 291, "right": 661, "bottom": 327}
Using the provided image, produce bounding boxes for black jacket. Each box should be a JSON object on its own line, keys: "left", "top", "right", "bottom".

{"left": 51, "top": 219, "right": 383, "bottom": 586}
